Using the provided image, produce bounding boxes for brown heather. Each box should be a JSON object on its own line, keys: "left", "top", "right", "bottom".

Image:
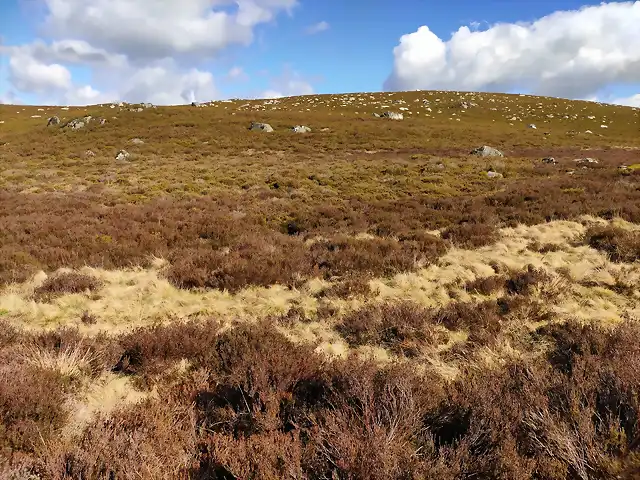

{"left": 1, "top": 91, "right": 640, "bottom": 478}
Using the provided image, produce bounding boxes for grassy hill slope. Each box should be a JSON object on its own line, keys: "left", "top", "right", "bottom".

{"left": 0, "top": 91, "right": 639, "bottom": 478}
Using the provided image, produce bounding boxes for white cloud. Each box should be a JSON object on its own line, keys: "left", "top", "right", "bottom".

{"left": 305, "top": 21, "right": 330, "bottom": 35}
{"left": 9, "top": 53, "right": 72, "bottom": 92}
{"left": 258, "top": 67, "right": 314, "bottom": 98}
{"left": 226, "top": 66, "right": 248, "bottom": 81}
{"left": 7, "top": 40, "right": 127, "bottom": 67}
{"left": 118, "top": 63, "right": 218, "bottom": 105}
{"left": 40, "top": 0, "right": 298, "bottom": 61}
{"left": 385, "top": 1, "right": 640, "bottom": 99}
{"left": 0, "top": 90, "right": 23, "bottom": 105}
{"left": 611, "top": 93, "right": 640, "bottom": 107}
{"left": 0, "top": 0, "right": 303, "bottom": 105}
{"left": 62, "top": 85, "right": 115, "bottom": 106}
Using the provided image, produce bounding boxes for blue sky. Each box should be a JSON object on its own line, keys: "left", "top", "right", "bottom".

{"left": 1, "top": 0, "right": 639, "bottom": 106}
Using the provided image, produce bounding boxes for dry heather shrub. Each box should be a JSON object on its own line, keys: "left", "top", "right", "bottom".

{"left": 584, "top": 225, "right": 640, "bottom": 263}
{"left": 309, "top": 233, "right": 445, "bottom": 280}
{"left": 0, "top": 363, "right": 69, "bottom": 458}
{"left": 464, "top": 274, "right": 506, "bottom": 295}
{"left": 167, "top": 238, "right": 310, "bottom": 292}
{"left": 528, "top": 241, "right": 562, "bottom": 253}
{"left": 27, "top": 328, "right": 108, "bottom": 378}
{"left": 41, "top": 399, "right": 196, "bottom": 480}
{"left": 336, "top": 302, "right": 440, "bottom": 356}
{"left": 316, "top": 275, "right": 372, "bottom": 299}
{"left": 432, "top": 300, "right": 503, "bottom": 346}
{"left": 440, "top": 222, "right": 498, "bottom": 249}
{"left": 422, "top": 319, "right": 640, "bottom": 479}
{"left": 33, "top": 272, "right": 102, "bottom": 302}
{"left": 15, "top": 318, "right": 640, "bottom": 479}
{"left": 304, "top": 362, "right": 446, "bottom": 480}
{"left": 114, "top": 319, "right": 224, "bottom": 379}
{"left": 434, "top": 295, "right": 551, "bottom": 351}
{"left": 188, "top": 322, "right": 329, "bottom": 477}
{"left": 504, "top": 264, "right": 551, "bottom": 296}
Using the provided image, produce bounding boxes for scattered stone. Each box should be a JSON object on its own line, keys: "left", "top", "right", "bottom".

{"left": 65, "top": 118, "right": 86, "bottom": 130}
{"left": 320, "top": 127, "right": 330, "bottom": 132}
{"left": 115, "top": 150, "right": 130, "bottom": 161}
{"left": 84, "top": 150, "right": 96, "bottom": 157}
{"left": 574, "top": 157, "right": 599, "bottom": 164}
{"left": 292, "top": 125, "right": 311, "bottom": 133}
{"left": 486, "top": 171, "right": 504, "bottom": 179}
{"left": 98, "top": 118, "right": 107, "bottom": 125}
{"left": 380, "top": 111, "right": 404, "bottom": 120}
{"left": 471, "top": 145, "right": 504, "bottom": 157}
{"left": 249, "top": 122, "right": 274, "bottom": 132}
{"left": 528, "top": 124, "right": 537, "bottom": 129}
{"left": 130, "top": 138, "right": 145, "bottom": 145}
{"left": 542, "top": 157, "right": 557, "bottom": 164}
{"left": 143, "top": 103, "right": 154, "bottom": 109}
{"left": 47, "top": 116, "right": 60, "bottom": 126}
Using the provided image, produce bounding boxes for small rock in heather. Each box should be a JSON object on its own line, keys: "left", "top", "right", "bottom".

{"left": 47, "top": 116, "right": 60, "bottom": 126}
{"left": 574, "top": 157, "right": 599, "bottom": 164}
{"left": 115, "top": 150, "right": 130, "bottom": 161}
{"left": 380, "top": 111, "right": 403, "bottom": 120}
{"left": 542, "top": 157, "right": 557, "bottom": 164}
{"left": 486, "top": 170, "right": 503, "bottom": 179}
{"left": 292, "top": 125, "right": 311, "bottom": 133}
{"left": 65, "top": 118, "right": 86, "bottom": 130}
{"left": 249, "top": 122, "right": 274, "bottom": 132}
{"left": 130, "top": 138, "right": 145, "bottom": 145}
{"left": 471, "top": 146, "right": 504, "bottom": 157}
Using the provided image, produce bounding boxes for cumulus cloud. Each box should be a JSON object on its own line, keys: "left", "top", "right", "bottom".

{"left": 1, "top": 0, "right": 304, "bottom": 105}
{"left": 305, "top": 21, "right": 330, "bottom": 35}
{"left": 9, "top": 54, "right": 72, "bottom": 92}
{"left": 226, "top": 66, "right": 249, "bottom": 81}
{"left": 7, "top": 39, "right": 127, "bottom": 67}
{"left": 258, "top": 67, "right": 314, "bottom": 98}
{"left": 118, "top": 63, "right": 218, "bottom": 105}
{"left": 62, "top": 85, "right": 116, "bottom": 106}
{"left": 0, "top": 90, "right": 23, "bottom": 105}
{"left": 611, "top": 93, "right": 640, "bottom": 107}
{"left": 40, "top": 0, "right": 298, "bottom": 61}
{"left": 384, "top": 1, "right": 640, "bottom": 99}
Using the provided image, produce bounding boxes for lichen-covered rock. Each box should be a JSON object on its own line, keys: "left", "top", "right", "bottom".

{"left": 471, "top": 146, "right": 504, "bottom": 157}
{"left": 249, "top": 122, "right": 274, "bottom": 132}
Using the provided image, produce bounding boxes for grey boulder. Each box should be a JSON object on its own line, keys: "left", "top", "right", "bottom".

{"left": 471, "top": 146, "right": 504, "bottom": 157}
{"left": 249, "top": 122, "right": 274, "bottom": 132}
